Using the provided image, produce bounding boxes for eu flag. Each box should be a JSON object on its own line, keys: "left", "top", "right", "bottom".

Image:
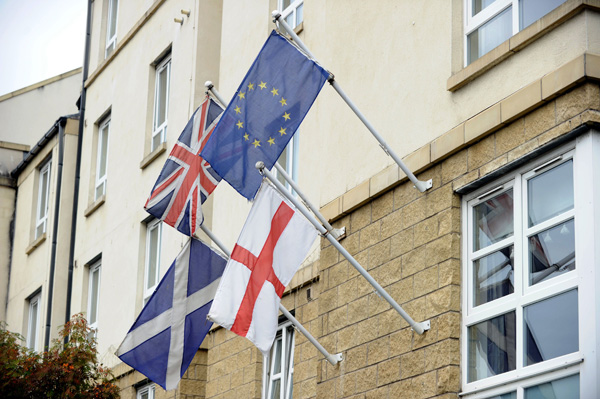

{"left": 200, "top": 30, "right": 330, "bottom": 200}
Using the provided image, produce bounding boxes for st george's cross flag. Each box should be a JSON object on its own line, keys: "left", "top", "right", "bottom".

{"left": 200, "top": 30, "right": 329, "bottom": 201}
{"left": 145, "top": 97, "right": 223, "bottom": 236}
{"left": 117, "top": 238, "right": 227, "bottom": 390}
{"left": 207, "top": 182, "right": 317, "bottom": 354}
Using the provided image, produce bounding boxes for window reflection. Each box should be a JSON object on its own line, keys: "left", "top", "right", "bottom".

{"left": 524, "top": 374, "right": 579, "bottom": 399}
{"left": 524, "top": 290, "right": 578, "bottom": 366}
{"left": 474, "top": 246, "right": 514, "bottom": 306}
{"left": 529, "top": 219, "right": 575, "bottom": 286}
{"left": 528, "top": 160, "right": 573, "bottom": 227}
{"left": 468, "top": 312, "right": 516, "bottom": 382}
{"left": 468, "top": 7, "right": 512, "bottom": 64}
{"left": 474, "top": 189, "right": 514, "bottom": 251}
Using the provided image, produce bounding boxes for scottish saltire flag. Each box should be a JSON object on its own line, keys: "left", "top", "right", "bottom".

{"left": 200, "top": 30, "right": 329, "bottom": 200}
{"left": 208, "top": 182, "right": 317, "bottom": 354}
{"left": 145, "top": 97, "right": 223, "bottom": 236}
{"left": 117, "top": 238, "right": 227, "bottom": 390}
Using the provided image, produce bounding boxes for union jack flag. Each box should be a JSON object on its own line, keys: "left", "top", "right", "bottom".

{"left": 145, "top": 97, "right": 223, "bottom": 236}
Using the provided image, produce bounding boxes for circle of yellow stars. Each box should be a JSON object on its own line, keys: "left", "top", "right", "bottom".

{"left": 234, "top": 79, "right": 292, "bottom": 150}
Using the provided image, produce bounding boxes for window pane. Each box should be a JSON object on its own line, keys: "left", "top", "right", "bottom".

{"left": 527, "top": 160, "right": 573, "bottom": 227}
{"left": 272, "top": 337, "right": 282, "bottom": 374}
{"left": 468, "top": 6, "right": 512, "bottom": 64}
{"left": 152, "top": 133, "right": 163, "bottom": 152}
{"left": 285, "top": 12, "right": 294, "bottom": 28}
{"left": 36, "top": 223, "right": 45, "bottom": 238}
{"left": 468, "top": 312, "right": 516, "bottom": 382}
{"left": 155, "top": 66, "right": 169, "bottom": 129}
{"left": 282, "top": 0, "right": 292, "bottom": 9}
{"left": 525, "top": 374, "right": 579, "bottom": 399}
{"left": 108, "top": 0, "right": 118, "bottom": 38}
{"left": 276, "top": 146, "right": 289, "bottom": 187}
{"left": 529, "top": 219, "right": 575, "bottom": 285}
{"left": 520, "top": 0, "right": 567, "bottom": 29}
{"left": 147, "top": 226, "right": 159, "bottom": 289}
{"left": 28, "top": 300, "right": 38, "bottom": 349}
{"left": 270, "top": 379, "right": 281, "bottom": 399}
{"left": 99, "top": 127, "right": 109, "bottom": 179}
{"left": 95, "top": 181, "right": 105, "bottom": 200}
{"left": 139, "top": 393, "right": 148, "bottom": 399}
{"left": 40, "top": 168, "right": 49, "bottom": 218}
{"left": 89, "top": 268, "right": 99, "bottom": 324}
{"left": 473, "top": 189, "right": 513, "bottom": 251}
{"left": 484, "top": 393, "right": 516, "bottom": 399}
{"left": 474, "top": 246, "right": 514, "bottom": 306}
{"left": 472, "top": 0, "right": 497, "bottom": 16}
{"left": 524, "top": 290, "right": 578, "bottom": 366}
{"left": 296, "top": 3, "right": 303, "bottom": 26}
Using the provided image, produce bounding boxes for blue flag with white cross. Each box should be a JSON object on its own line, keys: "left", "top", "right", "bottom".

{"left": 116, "top": 237, "right": 227, "bottom": 390}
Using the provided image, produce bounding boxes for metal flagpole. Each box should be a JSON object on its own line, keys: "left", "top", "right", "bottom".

{"left": 256, "top": 162, "right": 430, "bottom": 335}
{"left": 271, "top": 11, "right": 432, "bottom": 193}
{"left": 205, "top": 81, "right": 345, "bottom": 241}
{"left": 197, "top": 225, "right": 343, "bottom": 365}
{"left": 205, "top": 81, "right": 428, "bottom": 333}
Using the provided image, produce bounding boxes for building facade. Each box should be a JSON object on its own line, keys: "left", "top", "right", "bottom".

{"left": 2, "top": 1, "right": 600, "bottom": 399}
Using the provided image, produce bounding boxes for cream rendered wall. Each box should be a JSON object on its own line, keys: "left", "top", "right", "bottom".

{"left": 212, "top": 1, "right": 600, "bottom": 223}
{"left": 206, "top": 1, "right": 599, "bottom": 263}
{"left": 6, "top": 142, "right": 57, "bottom": 347}
{"left": 0, "top": 181, "right": 16, "bottom": 322}
{"left": 74, "top": 0, "right": 222, "bottom": 365}
{"left": 0, "top": 70, "right": 81, "bottom": 147}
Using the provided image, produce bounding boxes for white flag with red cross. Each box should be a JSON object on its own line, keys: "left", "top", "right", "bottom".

{"left": 207, "top": 182, "right": 317, "bottom": 354}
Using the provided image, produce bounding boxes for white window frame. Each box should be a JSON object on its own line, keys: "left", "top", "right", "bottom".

{"left": 143, "top": 219, "right": 162, "bottom": 304}
{"left": 461, "top": 133, "right": 600, "bottom": 399}
{"left": 105, "top": 0, "right": 118, "bottom": 58}
{"left": 87, "top": 260, "right": 101, "bottom": 335}
{"left": 151, "top": 55, "right": 171, "bottom": 152}
{"left": 464, "top": 0, "right": 566, "bottom": 66}
{"left": 278, "top": 0, "right": 303, "bottom": 30}
{"left": 136, "top": 383, "right": 155, "bottom": 399}
{"left": 35, "top": 160, "right": 51, "bottom": 239}
{"left": 95, "top": 116, "right": 110, "bottom": 201}
{"left": 26, "top": 292, "right": 41, "bottom": 352}
{"left": 263, "top": 322, "right": 295, "bottom": 399}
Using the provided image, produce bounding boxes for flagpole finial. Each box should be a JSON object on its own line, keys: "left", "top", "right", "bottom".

{"left": 255, "top": 161, "right": 265, "bottom": 173}
{"left": 204, "top": 81, "right": 214, "bottom": 90}
{"left": 271, "top": 10, "right": 281, "bottom": 21}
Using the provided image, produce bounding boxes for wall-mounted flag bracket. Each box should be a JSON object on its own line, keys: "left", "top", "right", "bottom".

{"left": 256, "top": 162, "right": 431, "bottom": 335}
{"left": 271, "top": 11, "right": 433, "bottom": 193}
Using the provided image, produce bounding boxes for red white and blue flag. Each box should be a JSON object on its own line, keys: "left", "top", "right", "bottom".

{"left": 145, "top": 97, "right": 223, "bottom": 236}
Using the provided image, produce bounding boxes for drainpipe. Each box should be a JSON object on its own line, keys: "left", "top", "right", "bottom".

{"left": 44, "top": 119, "right": 66, "bottom": 350}
{"left": 65, "top": 0, "right": 92, "bottom": 339}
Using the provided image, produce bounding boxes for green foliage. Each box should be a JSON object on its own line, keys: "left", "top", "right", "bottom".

{"left": 0, "top": 314, "right": 120, "bottom": 398}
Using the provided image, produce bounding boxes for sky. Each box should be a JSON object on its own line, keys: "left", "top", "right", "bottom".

{"left": 0, "top": 0, "right": 86, "bottom": 96}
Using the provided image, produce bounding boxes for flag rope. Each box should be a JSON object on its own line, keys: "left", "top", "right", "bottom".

{"left": 271, "top": 11, "right": 433, "bottom": 193}
{"left": 255, "top": 162, "right": 431, "bottom": 335}
{"left": 197, "top": 224, "right": 343, "bottom": 365}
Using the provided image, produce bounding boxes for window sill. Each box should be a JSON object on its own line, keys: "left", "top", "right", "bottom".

{"left": 448, "top": 1, "right": 592, "bottom": 92}
{"left": 84, "top": 195, "right": 106, "bottom": 217}
{"left": 140, "top": 142, "right": 167, "bottom": 170}
{"left": 26, "top": 233, "right": 46, "bottom": 255}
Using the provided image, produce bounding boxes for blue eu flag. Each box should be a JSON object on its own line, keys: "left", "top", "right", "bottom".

{"left": 200, "top": 30, "right": 330, "bottom": 200}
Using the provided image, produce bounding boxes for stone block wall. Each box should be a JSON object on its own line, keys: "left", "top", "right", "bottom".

{"left": 315, "top": 166, "right": 461, "bottom": 399}
{"left": 112, "top": 81, "right": 600, "bottom": 399}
